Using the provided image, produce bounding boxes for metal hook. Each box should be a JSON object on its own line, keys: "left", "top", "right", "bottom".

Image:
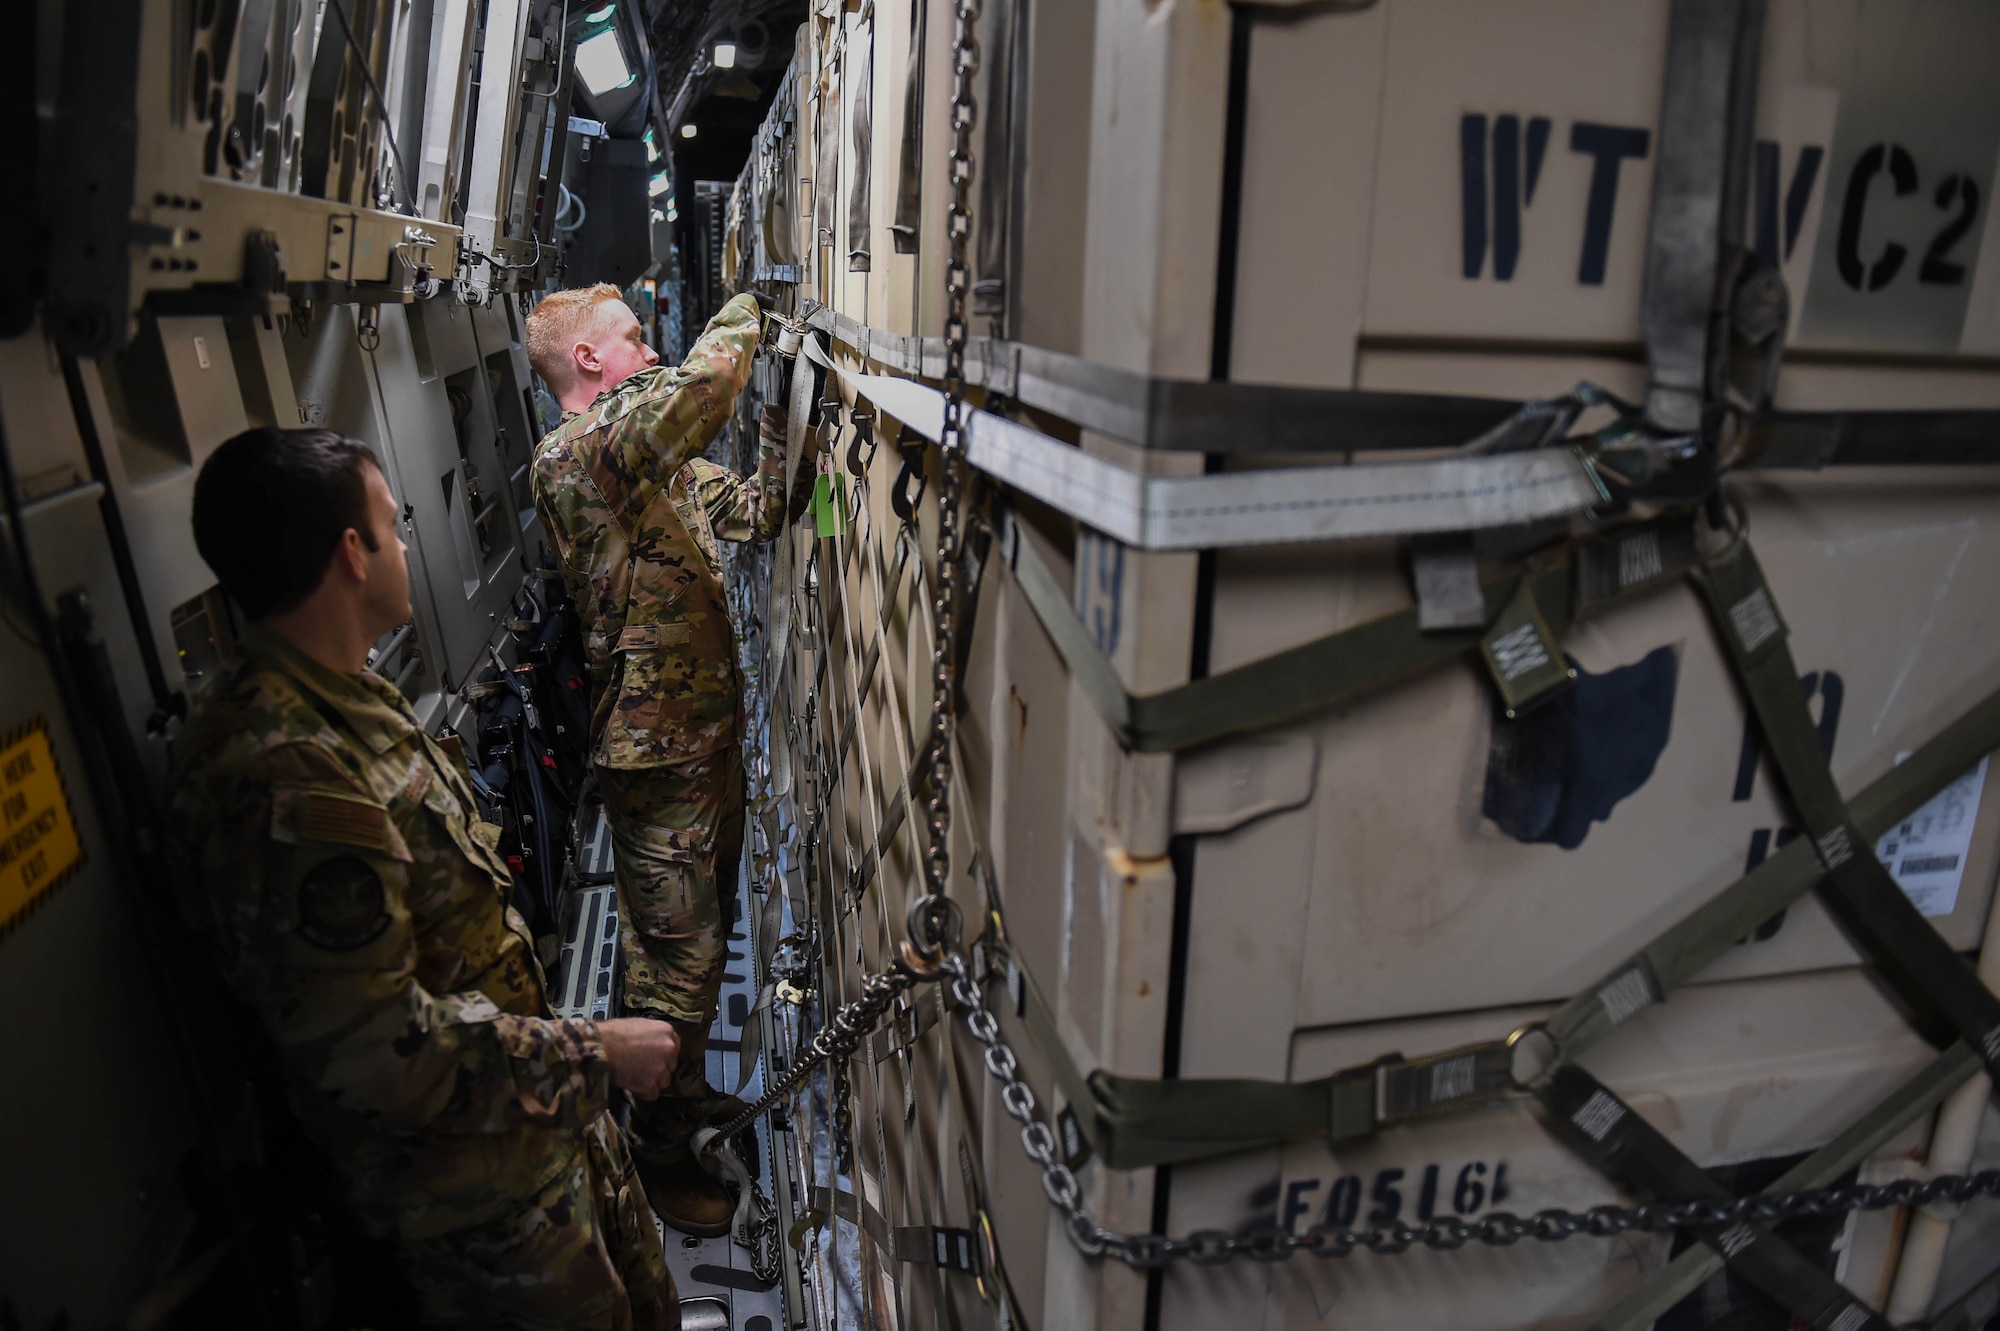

{"left": 891, "top": 425, "right": 929, "bottom": 523}
{"left": 847, "top": 406, "right": 878, "bottom": 476}
{"left": 816, "top": 390, "right": 845, "bottom": 445}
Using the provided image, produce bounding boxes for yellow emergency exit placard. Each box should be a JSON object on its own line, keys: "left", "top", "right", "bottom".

{"left": 0, "top": 720, "right": 84, "bottom": 936}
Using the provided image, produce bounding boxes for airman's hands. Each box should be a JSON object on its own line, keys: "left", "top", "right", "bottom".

{"left": 598, "top": 1017, "right": 680, "bottom": 1099}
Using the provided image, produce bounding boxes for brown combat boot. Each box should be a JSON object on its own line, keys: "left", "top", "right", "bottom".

{"left": 627, "top": 1015, "right": 758, "bottom": 1238}
{"left": 630, "top": 1084, "right": 754, "bottom": 1238}
{"left": 634, "top": 1146, "right": 734, "bottom": 1239}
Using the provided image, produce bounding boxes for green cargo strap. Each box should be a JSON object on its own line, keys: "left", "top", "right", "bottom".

{"left": 975, "top": 679, "right": 2000, "bottom": 1171}
{"left": 993, "top": 508, "right": 1698, "bottom": 754}
{"left": 1701, "top": 536, "right": 2000, "bottom": 1083}
{"left": 980, "top": 933, "right": 1519, "bottom": 1170}
{"left": 1593, "top": 1041, "right": 1983, "bottom": 1331}
{"left": 1089, "top": 1038, "right": 1519, "bottom": 1169}
{"left": 1480, "top": 575, "right": 1574, "bottom": 716}
{"left": 1538, "top": 1065, "right": 1893, "bottom": 1331}
{"left": 1545, "top": 680, "right": 2000, "bottom": 1060}
{"left": 975, "top": 931, "right": 1107, "bottom": 1157}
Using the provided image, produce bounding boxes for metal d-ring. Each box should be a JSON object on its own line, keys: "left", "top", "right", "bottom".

{"left": 902, "top": 894, "right": 964, "bottom": 969}
{"left": 974, "top": 1208, "right": 1002, "bottom": 1306}
{"left": 1504, "top": 1020, "right": 1557, "bottom": 1089}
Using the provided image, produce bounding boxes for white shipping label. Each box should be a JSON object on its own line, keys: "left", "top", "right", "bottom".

{"left": 1875, "top": 754, "right": 1989, "bottom": 918}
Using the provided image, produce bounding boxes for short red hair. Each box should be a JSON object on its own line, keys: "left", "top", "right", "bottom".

{"left": 525, "top": 283, "right": 626, "bottom": 394}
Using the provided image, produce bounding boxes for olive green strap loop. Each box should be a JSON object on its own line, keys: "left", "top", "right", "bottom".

{"left": 981, "top": 674, "right": 2000, "bottom": 1171}
{"left": 1538, "top": 1065, "right": 1894, "bottom": 1331}
{"left": 1546, "top": 680, "right": 2000, "bottom": 1060}
{"left": 1697, "top": 537, "right": 2000, "bottom": 1083}
{"left": 993, "top": 509, "right": 1696, "bottom": 755}
{"left": 984, "top": 931, "right": 1515, "bottom": 1170}
{"left": 1591, "top": 1042, "right": 1981, "bottom": 1331}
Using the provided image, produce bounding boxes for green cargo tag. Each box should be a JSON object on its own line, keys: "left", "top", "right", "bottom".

{"left": 1480, "top": 578, "right": 1573, "bottom": 716}
{"left": 812, "top": 471, "right": 848, "bottom": 538}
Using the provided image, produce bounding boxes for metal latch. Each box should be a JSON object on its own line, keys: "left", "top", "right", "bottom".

{"left": 325, "top": 214, "right": 358, "bottom": 282}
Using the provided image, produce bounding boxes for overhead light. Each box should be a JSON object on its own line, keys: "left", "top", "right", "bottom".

{"left": 713, "top": 42, "right": 737, "bottom": 68}
{"left": 648, "top": 172, "right": 670, "bottom": 197}
{"left": 644, "top": 128, "right": 659, "bottom": 162}
{"left": 583, "top": 4, "right": 616, "bottom": 21}
{"left": 574, "top": 29, "right": 633, "bottom": 95}
{"left": 666, "top": 201, "right": 678, "bottom": 221}
{"left": 679, "top": 123, "right": 698, "bottom": 139}
{"left": 651, "top": 208, "right": 664, "bottom": 223}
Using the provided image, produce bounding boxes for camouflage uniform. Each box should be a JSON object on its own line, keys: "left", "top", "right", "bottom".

{"left": 167, "top": 624, "right": 673, "bottom": 1330}
{"left": 530, "top": 293, "right": 802, "bottom": 1122}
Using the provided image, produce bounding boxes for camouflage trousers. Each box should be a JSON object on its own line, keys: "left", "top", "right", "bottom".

{"left": 598, "top": 747, "right": 745, "bottom": 1114}
{"left": 401, "top": 1114, "right": 675, "bottom": 1330}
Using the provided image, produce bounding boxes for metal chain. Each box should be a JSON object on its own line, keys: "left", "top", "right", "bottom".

{"left": 832, "top": 1053, "right": 854, "bottom": 1174}
{"left": 708, "top": 959, "right": 922, "bottom": 1144}
{"left": 745, "top": 1186, "right": 781, "bottom": 1284}
{"left": 915, "top": 0, "right": 983, "bottom": 958}
{"left": 943, "top": 951, "right": 2000, "bottom": 1271}
{"left": 708, "top": 0, "right": 988, "bottom": 1261}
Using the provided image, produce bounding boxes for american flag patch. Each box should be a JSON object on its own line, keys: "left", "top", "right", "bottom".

{"left": 298, "top": 790, "right": 393, "bottom": 851}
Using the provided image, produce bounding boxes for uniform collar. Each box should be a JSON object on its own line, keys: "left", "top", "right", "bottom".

{"left": 582, "top": 366, "right": 668, "bottom": 417}
{"left": 563, "top": 378, "right": 624, "bottom": 422}
{"left": 239, "top": 622, "right": 420, "bottom": 755}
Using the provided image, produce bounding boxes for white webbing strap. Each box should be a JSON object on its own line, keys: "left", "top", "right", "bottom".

{"left": 809, "top": 348, "right": 1606, "bottom": 550}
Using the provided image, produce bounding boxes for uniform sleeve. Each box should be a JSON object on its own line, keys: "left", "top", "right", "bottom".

{"left": 196, "top": 743, "right": 611, "bottom": 1138}
{"left": 702, "top": 404, "right": 814, "bottom": 543}
{"left": 531, "top": 480, "right": 592, "bottom": 611}
{"left": 615, "top": 292, "right": 764, "bottom": 517}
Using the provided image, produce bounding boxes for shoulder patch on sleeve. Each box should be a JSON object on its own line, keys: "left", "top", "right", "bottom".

{"left": 297, "top": 857, "right": 391, "bottom": 951}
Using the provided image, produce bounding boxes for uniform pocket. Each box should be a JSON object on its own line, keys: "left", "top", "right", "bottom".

{"left": 662, "top": 827, "right": 699, "bottom": 863}
{"left": 607, "top": 824, "right": 706, "bottom": 928}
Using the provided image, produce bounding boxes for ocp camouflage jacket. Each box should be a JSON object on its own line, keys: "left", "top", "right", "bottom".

{"left": 166, "top": 625, "right": 609, "bottom": 1240}
{"left": 531, "top": 293, "right": 796, "bottom": 768}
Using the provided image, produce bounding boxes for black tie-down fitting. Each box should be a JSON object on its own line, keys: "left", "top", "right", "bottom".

{"left": 760, "top": 304, "right": 805, "bottom": 404}
{"left": 815, "top": 389, "right": 845, "bottom": 453}
{"left": 846, "top": 405, "right": 877, "bottom": 477}
{"left": 891, "top": 425, "right": 928, "bottom": 523}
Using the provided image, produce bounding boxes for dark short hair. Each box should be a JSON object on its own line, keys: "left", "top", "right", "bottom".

{"left": 193, "top": 427, "right": 384, "bottom": 620}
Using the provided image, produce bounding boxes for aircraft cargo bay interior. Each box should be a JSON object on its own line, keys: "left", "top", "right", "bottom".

{"left": 6, "top": 1, "right": 2000, "bottom": 1329}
